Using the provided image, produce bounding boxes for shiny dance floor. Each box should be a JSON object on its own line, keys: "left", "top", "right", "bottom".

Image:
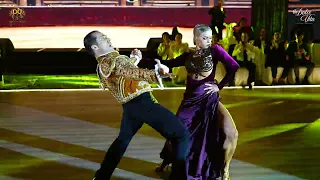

{"left": 0, "top": 26, "right": 194, "bottom": 49}
{"left": 1, "top": 87, "right": 320, "bottom": 180}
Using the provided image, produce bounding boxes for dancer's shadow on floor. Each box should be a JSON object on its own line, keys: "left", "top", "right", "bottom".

{"left": 111, "top": 167, "right": 172, "bottom": 180}
{"left": 111, "top": 176, "right": 128, "bottom": 180}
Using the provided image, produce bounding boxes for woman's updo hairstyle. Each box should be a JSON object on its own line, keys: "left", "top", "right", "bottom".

{"left": 193, "top": 24, "right": 212, "bottom": 45}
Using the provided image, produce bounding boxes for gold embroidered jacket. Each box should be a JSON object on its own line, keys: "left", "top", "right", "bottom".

{"left": 96, "top": 51, "right": 159, "bottom": 104}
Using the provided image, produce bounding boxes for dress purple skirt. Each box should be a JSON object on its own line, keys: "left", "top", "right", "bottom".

{"left": 159, "top": 74, "right": 226, "bottom": 179}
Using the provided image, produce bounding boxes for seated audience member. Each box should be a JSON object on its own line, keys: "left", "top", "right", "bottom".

{"left": 253, "top": 28, "right": 269, "bottom": 54}
{"left": 157, "top": 32, "right": 172, "bottom": 61}
{"left": 232, "top": 32, "right": 257, "bottom": 89}
{"left": 212, "top": 33, "right": 224, "bottom": 48}
{"left": 170, "top": 26, "right": 180, "bottom": 41}
{"left": 253, "top": 28, "right": 269, "bottom": 82}
{"left": 157, "top": 32, "right": 173, "bottom": 82}
{"left": 170, "top": 33, "right": 189, "bottom": 84}
{"left": 0, "top": 48, "right": 2, "bottom": 89}
{"left": 265, "top": 32, "right": 287, "bottom": 85}
{"left": 170, "top": 33, "right": 189, "bottom": 59}
{"left": 285, "top": 31, "right": 315, "bottom": 85}
{"left": 222, "top": 22, "right": 238, "bottom": 54}
{"left": 234, "top": 18, "right": 253, "bottom": 41}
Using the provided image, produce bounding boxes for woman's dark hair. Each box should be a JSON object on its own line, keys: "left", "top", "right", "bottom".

{"left": 162, "top": 32, "right": 170, "bottom": 38}
{"left": 171, "top": 26, "right": 180, "bottom": 40}
{"left": 239, "top": 18, "right": 247, "bottom": 25}
{"left": 176, "top": 32, "right": 183, "bottom": 38}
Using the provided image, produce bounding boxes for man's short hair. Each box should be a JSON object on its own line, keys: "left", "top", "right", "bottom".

{"left": 83, "top": 30, "right": 99, "bottom": 56}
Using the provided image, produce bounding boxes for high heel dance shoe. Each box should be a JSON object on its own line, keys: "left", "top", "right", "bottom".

{"left": 221, "top": 171, "right": 231, "bottom": 180}
{"left": 155, "top": 160, "right": 170, "bottom": 172}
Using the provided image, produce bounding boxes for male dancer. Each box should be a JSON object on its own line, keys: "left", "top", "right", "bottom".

{"left": 83, "top": 30, "right": 190, "bottom": 180}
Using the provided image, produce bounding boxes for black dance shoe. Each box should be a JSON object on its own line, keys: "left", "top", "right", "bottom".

{"left": 155, "top": 160, "right": 170, "bottom": 172}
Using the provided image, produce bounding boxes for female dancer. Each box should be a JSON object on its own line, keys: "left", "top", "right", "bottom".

{"left": 155, "top": 24, "right": 239, "bottom": 179}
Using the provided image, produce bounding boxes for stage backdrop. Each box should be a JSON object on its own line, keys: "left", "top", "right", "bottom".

{"left": 0, "top": 6, "right": 251, "bottom": 28}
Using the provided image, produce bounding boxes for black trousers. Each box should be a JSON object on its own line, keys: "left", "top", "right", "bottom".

{"left": 282, "top": 59, "right": 315, "bottom": 80}
{"left": 0, "top": 57, "right": 3, "bottom": 82}
{"left": 94, "top": 92, "right": 190, "bottom": 180}
{"left": 232, "top": 60, "right": 256, "bottom": 84}
{"left": 266, "top": 65, "right": 287, "bottom": 79}
{"left": 210, "top": 24, "right": 224, "bottom": 40}
{"left": 265, "top": 56, "right": 287, "bottom": 79}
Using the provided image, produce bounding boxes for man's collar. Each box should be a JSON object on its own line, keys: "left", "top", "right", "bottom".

{"left": 96, "top": 51, "right": 120, "bottom": 63}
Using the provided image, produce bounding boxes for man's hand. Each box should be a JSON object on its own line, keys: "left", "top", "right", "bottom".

{"left": 154, "top": 59, "right": 174, "bottom": 78}
{"left": 130, "top": 49, "right": 142, "bottom": 66}
{"left": 130, "top": 49, "right": 142, "bottom": 60}
{"left": 204, "top": 82, "right": 219, "bottom": 95}
{"left": 159, "top": 68, "right": 169, "bottom": 77}
{"left": 153, "top": 59, "right": 172, "bottom": 90}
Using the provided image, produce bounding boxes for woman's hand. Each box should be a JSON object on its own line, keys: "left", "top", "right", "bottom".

{"left": 204, "top": 82, "right": 219, "bottom": 95}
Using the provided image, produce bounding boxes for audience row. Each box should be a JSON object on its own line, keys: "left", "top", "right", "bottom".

{"left": 155, "top": 23, "right": 317, "bottom": 87}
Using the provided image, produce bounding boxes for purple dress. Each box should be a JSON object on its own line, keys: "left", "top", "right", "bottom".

{"left": 159, "top": 45, "right": 239, "bottom": 179}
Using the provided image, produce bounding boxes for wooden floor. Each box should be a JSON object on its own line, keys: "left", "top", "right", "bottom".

{"left": 0, "top": 26, "right": 194, "bottom": 49}
{"left": 1, "top": 87, "right": 320, "bottom": 180}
